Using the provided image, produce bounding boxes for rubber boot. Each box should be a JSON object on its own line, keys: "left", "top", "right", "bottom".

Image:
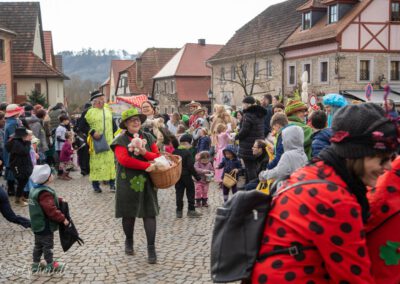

{"left": 147, "top": 245, "right": 157, "bottom": 264}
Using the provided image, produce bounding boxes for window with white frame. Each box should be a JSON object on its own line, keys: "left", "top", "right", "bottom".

{"left": 266, "top": 60, "right": 272, "bottom": 78}
{"left": 0, "top": 39, "right": 4, "bottom": 61}
{"left": 329, "top": 5, "right": 338, "bottom": 24}
{"left": 392, "top": 1, "right": 400, "bottom": 21}
{"left": 164, "top": 81, "right": 168, "bottom": 93}
{"left": 391, "top": 60, "right": 400, "bottom": 81}
{"left": 220, "top": 67, "right": 225, "bottom": 81}
{"left": 303, "top": 63, "right": 311, "bottom": 83}
{"left": 231, "top": 65, "right": 236, "bottom": 80}
{"left": 241, "top": 64, "right": 247, "bottom": 79}
{"left": 171, "top": 80, "right": 176, "bottom": 93}
{"left": 254, "top": 62, "right": 260, "bottom": 78}
{"left": 303, "top": 12, "right": 311, "bottom": 30}
{"left": 320, "top": 61, "right": 328, "bottom": 83}
{"left": 288, "top": 64, "right": 296, "bottom": 86}
{"left": 359, "top": 59, "right": 371, "bottom": 81}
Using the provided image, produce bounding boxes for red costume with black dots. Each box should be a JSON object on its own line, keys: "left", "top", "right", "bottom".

{"left": 251, "top": 161, "right": 375, "bottom": 284}
{"left": 366, "top": 157, "right": 400, "bottom": 284}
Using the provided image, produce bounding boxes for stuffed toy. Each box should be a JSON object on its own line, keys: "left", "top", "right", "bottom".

{"left": 128, "top": 133, "right": 147, "bottom": 155}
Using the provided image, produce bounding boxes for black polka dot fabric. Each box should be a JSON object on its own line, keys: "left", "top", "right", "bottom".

{"left": 252, "top": 161, "right": 375, "bottom": 283}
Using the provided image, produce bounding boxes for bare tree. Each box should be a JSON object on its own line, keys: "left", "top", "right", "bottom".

{"left": 215, "top": 52, "right": 273, "bottom": 97}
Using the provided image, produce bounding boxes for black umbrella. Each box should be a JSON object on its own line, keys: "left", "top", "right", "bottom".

{"left": 59, "top": 201, "right": 84, "bottom": 252}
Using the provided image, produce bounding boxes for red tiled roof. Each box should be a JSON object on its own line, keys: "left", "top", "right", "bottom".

{"left": 125, "top": 62, "right": 139, "bottom": 94}
{"left": 43, "top": 31, "right": 54, "bottom": 66}
{"left": 175, "top": 43, "right": 223, "bottom": 76}
{"left": 12, "top": 52, "right": 69, "bottom": 79}
{"left": 281, "top": 0, "right": 371, "bottom": 49}
{"left": 297, "top": 0, "right": 326, "bottom": 11}
{"left": 138, "top": 48, "right": 179, "bottom": 94}
{"left": 176, "top": 77, "right": 210, "bottom": 102}
{"left": 0, "top": 2, "right": 42, "bottom": 53}
{"left": 208, "top": 0, "right": 308, "bottom": 62}
{"left": 111, "top": 60, "right": 134, "bottom": 87}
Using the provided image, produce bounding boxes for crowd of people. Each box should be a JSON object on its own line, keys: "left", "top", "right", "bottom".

{"left": 0, "top": 90, "right": 399, "bottom": 283}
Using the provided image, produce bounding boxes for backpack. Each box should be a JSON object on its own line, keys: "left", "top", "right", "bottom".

{"left": 210, "top": 179, "right": 335, "bottom": 283}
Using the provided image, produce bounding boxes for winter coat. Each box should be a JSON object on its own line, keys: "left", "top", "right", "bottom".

{"left": 5, "top": 138, "right": 33, "bottom": 180}
{"left": 173, "top": 147, "right": 199, "bottom": 179}
{"left": 259, "top": 125, "right": 308, "bottom": 181}
{"left": 49, "top": 108, "right": 66, "bottom": 130}
{"left": 236, "top": 105, "right": 267, "bottom": 160}
{"left": 288, "top": 115, "right": 313, "bottom": 160}
{"left": 366, "top": 157, "right": 400, "bottom": 284}
{"left": 255, "top": 151, "right": 269, "bottom": 176}
{"left": 3, "top": 117, "right": 20, "bottom": 167}
{"left": 311, "top": 128, "right": 333, "bottom": 158}
{"left": 263, "top": 104, "right": 273, "bottom": 137}
{"left": 252, "top": 160, "right": 375, "bottom": 283}
{"left": 197, "top": 136, "right": 211, "bottom": 153}
{"left": 194, "top": 161, "right": 213, "bottom": 183}
{"left": 217, "top": 145, "right": 242, "bottom": 178}
{"left": 26, "top": 116, "right": 48, "bottom": 153}
{"left": 60, "top": 141, "right": 73, "bottom": 162}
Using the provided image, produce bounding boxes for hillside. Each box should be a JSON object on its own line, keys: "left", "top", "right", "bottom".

{"left": 59, "top": 49, "right": 136, "bottom": 83}
{"left": 58, "top": 49, "right": 136, "bottom": 113}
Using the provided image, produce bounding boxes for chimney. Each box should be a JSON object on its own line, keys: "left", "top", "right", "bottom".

{"left": 198, "top": 39, "right": 206, "bottom": 46}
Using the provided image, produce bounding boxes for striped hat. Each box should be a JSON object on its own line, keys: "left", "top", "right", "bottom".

{"left": 285, "top": 99, "right": 308, "bottom": 116}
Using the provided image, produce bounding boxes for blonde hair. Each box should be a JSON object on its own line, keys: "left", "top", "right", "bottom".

{"left": 216, "top": 123, "right": 227, "bottom": 134}
{"left": 200, "top": 127, "right": 209, "bottom": 136}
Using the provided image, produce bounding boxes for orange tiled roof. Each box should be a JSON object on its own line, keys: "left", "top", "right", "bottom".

{"left": 281, "top": 0, "right": 371, "bottom": 49}
{"left": 175, "top": 43, "right": 223, "bottom": 76}
{"left": 111, "top": 60, "right": 134, "bottom": 86}
{"left": 12, "top": 52, "right": 69, "bottom": 79}
{"left": 43, "top": 31, "right": 54, "bottom": 66}
{"left": 176, "top": 77, "right": 210, "bottom": 102}
{"left": 297, "top": 0, "right": 326, "bottom": 11}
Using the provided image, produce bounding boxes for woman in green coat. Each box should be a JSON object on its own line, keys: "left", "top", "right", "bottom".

{"left": 111, "top": 108, "right": 160, "bottom": 264}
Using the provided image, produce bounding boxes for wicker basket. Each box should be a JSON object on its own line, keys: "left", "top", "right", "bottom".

{"left": 222, "top": 171, "right": 237, "bottom": 188}
{"left": 149, "top": 153, "right": 182, "bottom": 189}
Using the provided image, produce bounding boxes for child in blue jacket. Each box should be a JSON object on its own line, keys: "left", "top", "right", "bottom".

{"left": 217, "top": 145, "right": 242, "bottom": 202}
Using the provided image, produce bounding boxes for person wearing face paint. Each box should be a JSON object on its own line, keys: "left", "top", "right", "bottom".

{"left": 284, "top": 99, "right": 313, "bottom": 160}
{"left": 252, "top": 103, "right": 399, "bottom": 284}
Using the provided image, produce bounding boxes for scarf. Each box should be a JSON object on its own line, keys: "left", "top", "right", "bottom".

{"left": 318, "top": 147, "right": 370, "bottom": 223}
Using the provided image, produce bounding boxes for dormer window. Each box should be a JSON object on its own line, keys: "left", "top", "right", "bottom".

{"left": 329, "top": 4, "right": 338, "bottom": 23}
{"left": 303, "top": 12, "right": 311, "bottom": 30}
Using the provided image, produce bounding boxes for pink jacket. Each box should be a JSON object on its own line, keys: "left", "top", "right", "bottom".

{"left": 59, "top": 141, "right": 73, "bottom": 162}
{"left": 194, "top": 161, "right": 213, "bottom": 183}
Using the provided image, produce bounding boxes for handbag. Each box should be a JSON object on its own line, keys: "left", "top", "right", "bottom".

{"left": 256, "top": 179, "right": 273, "bottom": 195}
{"left": 92, "top": 109, "right": 110, "bottom": 154}
{"left": 222, "top": 170, "right": 237, "bottom": 188}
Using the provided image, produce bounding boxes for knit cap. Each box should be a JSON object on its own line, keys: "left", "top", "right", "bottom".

{"left": 285, "top": 99, "right": 308, "bottom": 116}
{"left": 242, "top": 96, "right": 256, "bottom": 105}
{"left": 330, "top": 103, "right": 399, "bottom": 159}
{"left": 31, "top": 164, "right": 52, "bottom": 184}
{"left": 180, "top": 133, "right": 193, "bottom": 144}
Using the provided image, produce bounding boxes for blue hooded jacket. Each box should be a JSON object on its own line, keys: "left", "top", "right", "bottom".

{"left": 217, "top": 144, "right": 242, "bottom": 178}
{"left": 3, "top": 117, "right": 20, "bottom": 167}
{"left": 311, "top": 128, "right": 333, "bottom": 158}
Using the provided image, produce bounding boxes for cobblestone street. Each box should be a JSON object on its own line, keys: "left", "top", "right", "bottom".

{"left": 0, "top": 172, "right": 225, "bottom": 283}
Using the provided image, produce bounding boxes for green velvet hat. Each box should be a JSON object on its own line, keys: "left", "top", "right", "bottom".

{"left": 119, "top": 108, "right": 147, "bottom": 129}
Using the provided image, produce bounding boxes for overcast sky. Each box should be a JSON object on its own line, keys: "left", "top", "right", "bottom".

{"left": 7, "top": 0, "right": 284, "bottom": 53}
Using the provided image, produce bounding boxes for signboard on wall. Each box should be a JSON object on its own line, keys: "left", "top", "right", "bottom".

{"left": 0, "top": 84, "right": 6, "bottom": 103}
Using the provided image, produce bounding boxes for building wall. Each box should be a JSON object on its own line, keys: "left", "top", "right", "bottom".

{"left": 284, "top": 51, "right": 400, "bottom": 95}
{"left": 13, "top": 78, "right": 64, "bottom": 105}
{"left": 153, "top": 77, "right": 179, "bottom": 114}
{"left": 0, "top": 34, "right": 13, "bottom": 103}
{"left": 109, "top": 71, "right": 116, "bottom": 102}
{"left": 33, "top": 17, "right": 43, "bottom": 59}
{"left": 211, "top": 53, "right": 283, "bottom": 108}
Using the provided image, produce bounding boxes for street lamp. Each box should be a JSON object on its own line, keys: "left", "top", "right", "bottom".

{"left": 207, "top": 89, "right": 214, "bottom": 111}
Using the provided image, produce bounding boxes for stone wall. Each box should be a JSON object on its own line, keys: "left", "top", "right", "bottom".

{"left": 210, "top": 52, "right": 283, "bottom": 108}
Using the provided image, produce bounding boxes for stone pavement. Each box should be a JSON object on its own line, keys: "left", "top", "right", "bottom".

{"left": 0, "top": 172, "right": 231, "bottom": 284}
